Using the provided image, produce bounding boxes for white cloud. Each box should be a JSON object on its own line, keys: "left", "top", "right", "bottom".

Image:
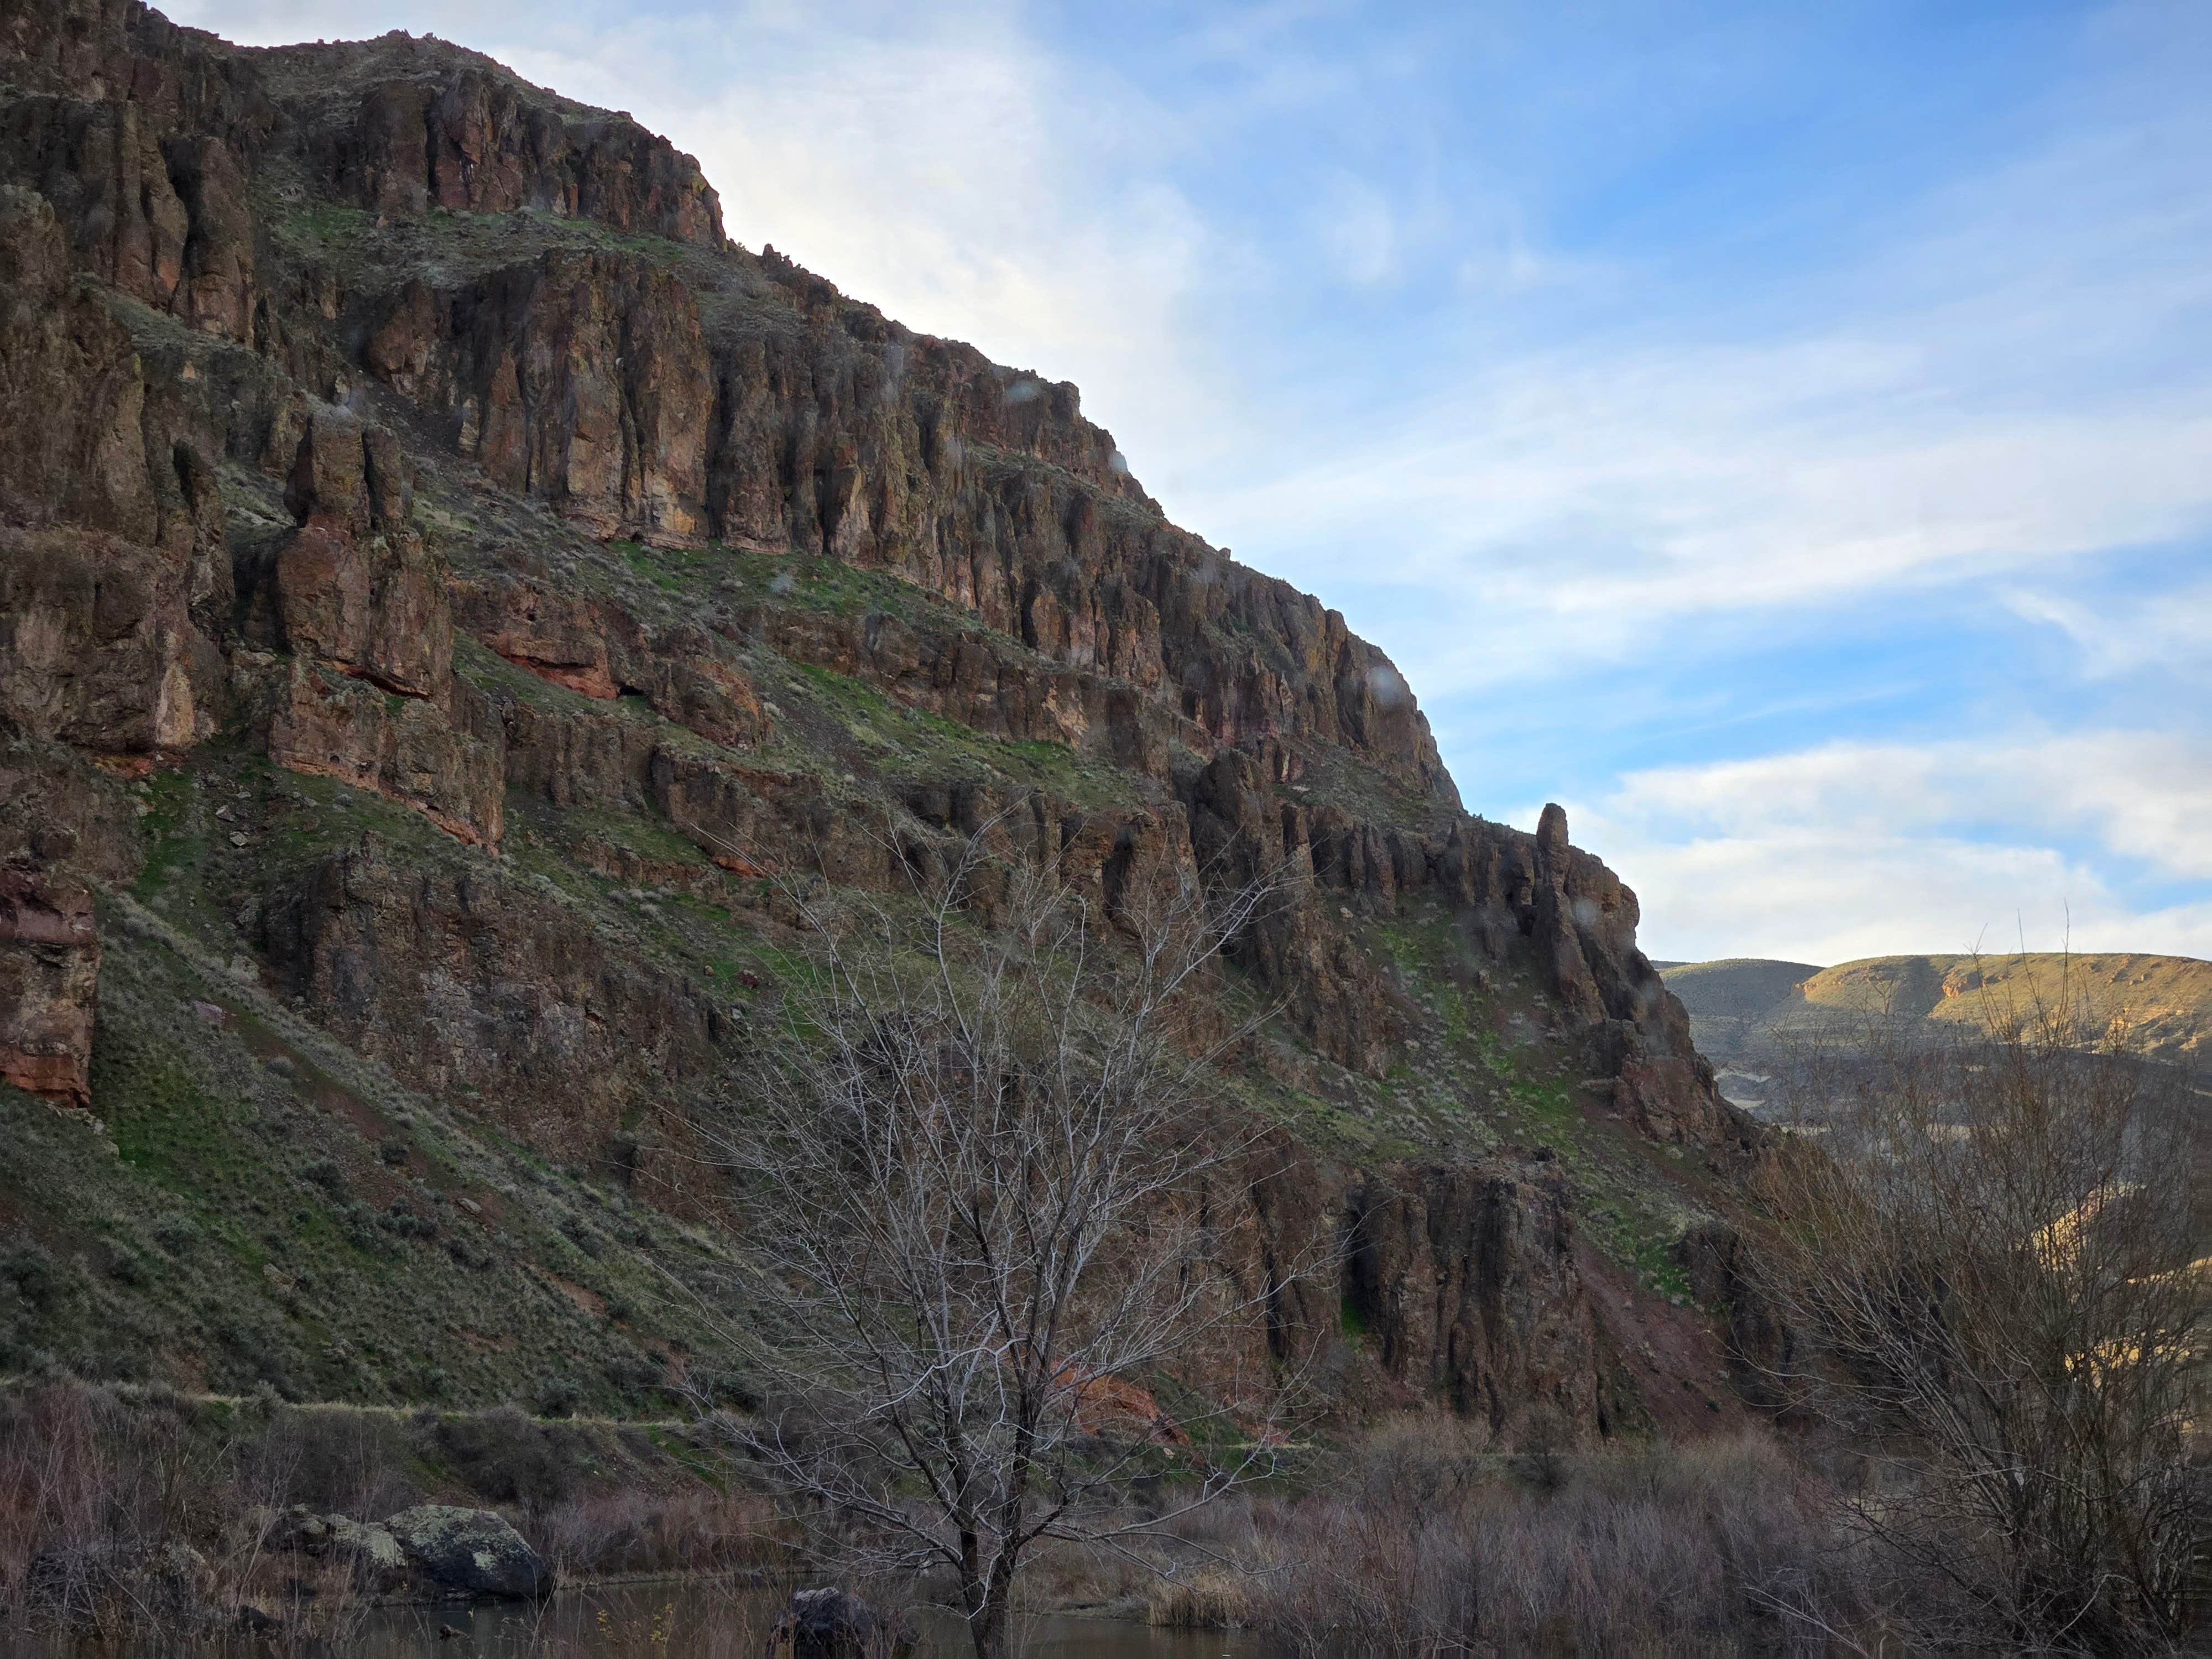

{"left": 1603, "top": 822, "right": 2212, "bottom": 966}
{"left": 1194, "top": 343, "right": 2212, "bottom": 696}
{"left": 1602, "top": 732, "right": 2212, "bottom": 881}
{"left": 1584, "top": 825, "right": 2128, "bottom": 966}
{"left": 1564, "top": 732, "right": 2212, "bottom": 962}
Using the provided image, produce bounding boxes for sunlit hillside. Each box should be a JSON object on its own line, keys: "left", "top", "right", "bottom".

{"left": 1662, "top": 952, "right": 2212, "bottom": 1081}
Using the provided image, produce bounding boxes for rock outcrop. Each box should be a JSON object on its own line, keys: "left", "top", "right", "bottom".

{"left": 0, "top": 863, "right": 98, "bottom": 1105}
{"left": 294, "top": 35, "right": 724, "bottom": 245}
{"left": 253, "top": 839, "right": 729, "bottom": 1156}
{"left": 1346, "top": 1161, "right": 1612, "bottom": 1433}
{"left": 0, "top": 185, "right": 224, "bottom": 763}
{"left": 268, "top": 405, "right": 448, "bottom": 697}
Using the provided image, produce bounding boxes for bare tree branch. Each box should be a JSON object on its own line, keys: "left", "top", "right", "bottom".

{"left": 1753, "top": 953, "right": 2207, "bottom": 1652}
{"left": 693, "top": 833, "right": 1318, "bottom": 1659}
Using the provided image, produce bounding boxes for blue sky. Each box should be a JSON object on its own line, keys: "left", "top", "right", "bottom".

{"left": 184, "top": 0, "right": 2212, "bottom": 963}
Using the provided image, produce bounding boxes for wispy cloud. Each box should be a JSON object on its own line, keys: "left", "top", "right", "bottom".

{"left": 1190, "top": 90, "right": 2212, "bottom": 696}
{"left": 2003, "top": 580, "right": 2212, "bottom": 682}
{"left": 1201, "top": 359, "right": 2212, "bottom": 693}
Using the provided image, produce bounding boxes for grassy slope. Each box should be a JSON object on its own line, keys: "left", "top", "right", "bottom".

{"left": 3, "top": 749, "right": 753, "bottom": 1413}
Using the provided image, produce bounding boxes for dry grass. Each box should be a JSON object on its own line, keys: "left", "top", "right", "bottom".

{"left": 1143, "top": 1564, "right": 1253, "bottom": 1630}
{"left": 1134, "top": 1419, "right": 1888, "bottom": 1658}
{"left": 0, "top": 1380, "right": 243, "bottom": 1640}
{"left": 0, "top": 1380, "right": 789, "bottom": 1641}
{"left": 536, "top": 1486, "right": 782, "bottom": 1579}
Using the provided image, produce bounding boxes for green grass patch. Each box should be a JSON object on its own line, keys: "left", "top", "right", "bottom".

{"left": 275, "top": 201, "right": 373, "bottom": 243}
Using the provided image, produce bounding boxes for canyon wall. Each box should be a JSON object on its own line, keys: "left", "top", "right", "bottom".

{"left": 0, "top": 0, "right": 1755, "bottom": 1431}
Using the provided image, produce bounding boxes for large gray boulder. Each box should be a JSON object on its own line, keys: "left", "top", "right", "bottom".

{"left": 383, "top": 1504, "right": 549, "bottom": 1599}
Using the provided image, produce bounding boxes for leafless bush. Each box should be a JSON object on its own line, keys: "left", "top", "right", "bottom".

{"left": 1757, "top": 957, "right": 2206, "bottom": 1652}
{"left": 0, "top": 1381, "right": 230, "bottom": 1638}
{"left": 1233, "top": 1423, "right": 1869, "bottom": 1657}
{"left": 535, "top": 1485, "right": 783, "bottom": 1579}
{"left": 236, "top": 1401, "right": 424, "bottom": 1519}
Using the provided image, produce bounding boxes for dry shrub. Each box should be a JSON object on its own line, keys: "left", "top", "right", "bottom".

{"left": 1759, "top": 975, "right": 2206, "bottom": 1653}
{"left": 1144, "top": 1564, "right": 1253, "bottom": 1629}
{"left": 1242, "top": 1424, "right": 1867, "bottom": 1658}
{"left": 536, "top": 1485, "right": 783, "bottom": 1578}
{"left": 1350, "top": 1410, "right": 1490, "bottom": 1510}
{"left": 416, "top": 1401, "right": 586, "bottom": 1507}
{"left": 0, "top": 1381, "right": 235, "bottom": 1637}
{"left": 237, "top": 1401, "right": 424, "bottom": 1517}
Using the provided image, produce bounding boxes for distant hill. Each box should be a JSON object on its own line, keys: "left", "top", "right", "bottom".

{"left": 1660, "top": 958, "right": 1824, "bottom": 1025}
{"left": 1661, "top": 953, "right": 2212, "bottom": 1103}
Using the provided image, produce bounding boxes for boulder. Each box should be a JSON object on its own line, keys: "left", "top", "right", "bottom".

{"left": 271, "top": 1507, "right": 413, "bottom": 1592}
{"left": 765, "top": 1588, "right": 913, "bottom": 1659}
{"left": 383, "top": 1504, "right": 549, "bottom": 1600}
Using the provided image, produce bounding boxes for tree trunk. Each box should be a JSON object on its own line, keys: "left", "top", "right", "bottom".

{"left": 968, "top": 1590, "right": 1009, "bottom": 1659}
{"left": 967, "top": 1544, "right": 1022, "bottom": 1659}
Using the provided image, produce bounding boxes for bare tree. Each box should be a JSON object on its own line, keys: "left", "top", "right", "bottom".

{"left": 706, "top": 835, "right": 1304, "bottom": 1659}
{"left": 1756, "top": 960, "right": 2206, "bottom": 1652}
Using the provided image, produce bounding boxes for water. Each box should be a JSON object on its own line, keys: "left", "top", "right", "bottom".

{"left": 353, "top": 1580, "right": 1262, "bottom": 1657}
{"left": 0, "top": 1581, "right": 1265, "bottom": 1659}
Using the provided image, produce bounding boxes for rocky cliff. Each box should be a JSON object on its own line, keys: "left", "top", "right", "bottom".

{"left": 0, "top": 0, "right": 1756, "bottom": 1436}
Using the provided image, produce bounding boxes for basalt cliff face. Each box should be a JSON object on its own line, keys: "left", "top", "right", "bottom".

{"left": 0, "top": 1, "right": 1756, "bottom": 1436}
